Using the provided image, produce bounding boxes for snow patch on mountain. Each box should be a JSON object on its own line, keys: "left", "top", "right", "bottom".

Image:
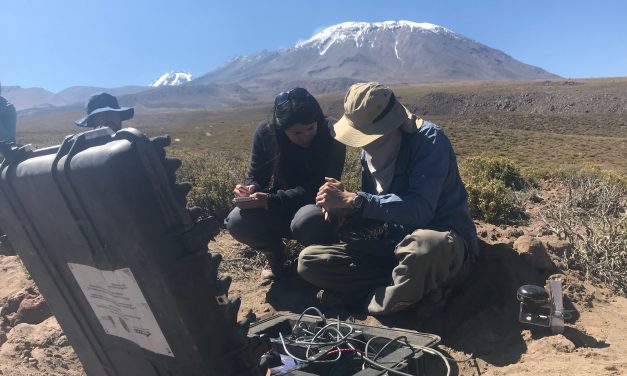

{"left": 296, "top": 21, "right": 454, "bottom": 55}
{"left": 150, "top": 72, "right": 193, "bottom": 87}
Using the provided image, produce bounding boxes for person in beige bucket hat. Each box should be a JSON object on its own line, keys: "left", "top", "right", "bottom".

{"left": 297, "top": 82, "right": 478, "bottom": 316}
{"left": 331, "top": 82, "right": 410, "bottom": 148}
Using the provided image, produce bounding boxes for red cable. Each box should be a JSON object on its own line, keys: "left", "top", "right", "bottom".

{"left": 323, "top": 348, "right": 359, "bottom": 356}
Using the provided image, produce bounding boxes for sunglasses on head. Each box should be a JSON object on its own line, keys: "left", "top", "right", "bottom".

{"left": 274, "top": 87, "right": 311, "bottom": 108}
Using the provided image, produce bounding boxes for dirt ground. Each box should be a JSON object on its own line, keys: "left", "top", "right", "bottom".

{"left": 1, "top": 181, "right": 626, "bottom": 375}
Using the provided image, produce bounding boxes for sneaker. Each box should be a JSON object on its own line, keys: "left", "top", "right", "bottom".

{"left": 259, "top": 251, "right": 291, "bottom": 286}
{"left": 260, "top": 264, "right": 276, "bottom": 286}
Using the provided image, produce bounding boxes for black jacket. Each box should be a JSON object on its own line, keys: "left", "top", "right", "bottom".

{"left": 244, "top": 118, "right": 346, "bottom": 217}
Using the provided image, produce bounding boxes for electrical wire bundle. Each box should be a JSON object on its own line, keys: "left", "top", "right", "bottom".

{"left": 267, "top": 307, "right": 453, "bottom": 376}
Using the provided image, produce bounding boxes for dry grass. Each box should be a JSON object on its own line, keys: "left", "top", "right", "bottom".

{"left": 541, "top": 172, "right": 627, "bottom": 294}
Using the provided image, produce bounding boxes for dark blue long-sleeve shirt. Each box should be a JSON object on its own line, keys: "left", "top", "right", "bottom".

{"left": 358, "top": 120, "right": 479, "bottom": 257}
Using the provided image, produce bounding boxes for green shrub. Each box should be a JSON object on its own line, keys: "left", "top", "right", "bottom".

{"left": 177, "top": 152, "right": 248, "bottom": 221}
{"left": 460, "top": 156, "right": 528, "bottom": 224}
{"left": 461, "top": 156, "right": 529, "bottom": 190}
{"left": 465, "top": 179, "right": 520, "bottom": 224}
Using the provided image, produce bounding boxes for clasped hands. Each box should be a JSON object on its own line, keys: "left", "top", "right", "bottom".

{"left": 316, "top": 177, "right": 356, "bottom": 211}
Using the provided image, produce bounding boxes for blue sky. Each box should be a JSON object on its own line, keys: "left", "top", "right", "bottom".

{"left": 1, "top": 0, "right": 626, "bottom": 92}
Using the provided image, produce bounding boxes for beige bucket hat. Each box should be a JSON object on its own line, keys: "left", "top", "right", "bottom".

{"left": 332, "top": 82, "right": 410, "bottom": 148}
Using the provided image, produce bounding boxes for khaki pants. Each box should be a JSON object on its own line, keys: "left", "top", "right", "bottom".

{"left": 297, "top": 229, "right": 468, "bottom": 315}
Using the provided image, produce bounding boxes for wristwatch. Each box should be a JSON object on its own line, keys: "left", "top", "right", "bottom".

{"left": 352, "top": 192, "right": 367, "bottom": 210}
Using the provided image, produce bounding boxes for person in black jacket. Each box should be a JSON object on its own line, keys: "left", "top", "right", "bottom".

{"left": 225, "top": 88, "right": 346, "bottom": 284}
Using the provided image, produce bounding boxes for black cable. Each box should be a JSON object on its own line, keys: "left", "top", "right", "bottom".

{"left": 372, "top": 336, "right": 416, "bottom": 362}
{"left": 291, "top": 306, "right": 326, "bottom": 339}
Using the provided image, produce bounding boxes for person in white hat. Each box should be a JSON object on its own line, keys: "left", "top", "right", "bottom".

{"left": 297, "top": 82, "right": 478, "bottom": 315}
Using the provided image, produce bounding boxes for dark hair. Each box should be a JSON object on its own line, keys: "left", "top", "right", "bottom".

{"left": 268, "top": 88, "right": 331, "bottom": 187}
{"left": 271, "top": 87, "right": 324, "bottom": 130}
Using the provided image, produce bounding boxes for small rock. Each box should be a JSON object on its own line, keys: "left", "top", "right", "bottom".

{"left": 521, "top": 329, "right": 533, "bottom": 343}
{"left": 530, "top": 193, "right": 545, "bottom": 203}
{"left": 514, "top": 235, "right": 555, "bottom": 271}
{"left": 507, "top": 228, "right": 525, "bottom": 238}
{"left": 550, "top": 334, "right": 576, "bottom": 353}
{"left": 544, "top": 239, "right": 573, "bottom": 257}
{"left": 11, "top": 294, "right": 51, "bottom": 326}
{"left": 539, "top": 228, "right": 554, "bottom": 236}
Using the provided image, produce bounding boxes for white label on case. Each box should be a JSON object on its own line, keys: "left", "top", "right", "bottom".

{"left": 68, "top": 263, "right": 174, "bottom": 357}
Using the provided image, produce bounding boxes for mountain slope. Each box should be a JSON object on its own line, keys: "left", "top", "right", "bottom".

{"left": 1, "top": 86, "right": 55, "bottom": 111}
{"left": 192, "top": 21, "right": 558, "bottom": 91}
{"left": 3, "top": 86, "right": 146, "bottom": 111}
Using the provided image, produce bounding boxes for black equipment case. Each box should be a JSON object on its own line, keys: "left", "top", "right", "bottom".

{"left": 0, "top": 128, "right": 265, "bottom": 376}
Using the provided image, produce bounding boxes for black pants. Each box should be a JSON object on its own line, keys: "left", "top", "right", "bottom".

{"left": 224, "top": 204, "right": 336, "bottom": 254}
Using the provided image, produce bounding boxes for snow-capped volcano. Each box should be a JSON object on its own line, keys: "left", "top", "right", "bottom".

{"left": 296, "top": 21, "right": 455, "bottom": 55}
{"left": 192, "top": 20, "right": 558, "bottom": 92}
{"left": 150, "top": 72, "right": 193, "bottom": 87}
